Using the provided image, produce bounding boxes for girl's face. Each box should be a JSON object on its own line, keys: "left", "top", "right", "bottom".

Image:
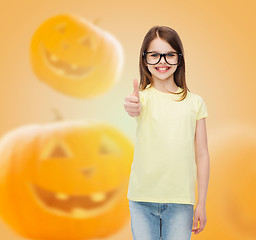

{"left": 145, "top": 37, "right": 179, "bottom": 83}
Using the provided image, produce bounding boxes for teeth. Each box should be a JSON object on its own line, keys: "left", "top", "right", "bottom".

{"left": 50, "top": 54, "right": 59, "bottom": 62}
{"left": 90, "top": 192, "right": 106, "bottom": 202}
{"left": 71, "top": 207, "right": 86, "bottom": 217}
{"left": 55, "top": 193, "right": 69, "bottom": 200}
{"left": 156, "top": 67, "right": 169, "bottom": 70}
{"left": 55, "top": 192, "right": 106, "bottom": 202}
{"left": 55, "top": 69, "right": 65, "bottom": 75}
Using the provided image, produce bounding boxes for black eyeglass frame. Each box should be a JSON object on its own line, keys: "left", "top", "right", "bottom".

{"left": 143, "top": 51, "right": 183, "bottom": 65}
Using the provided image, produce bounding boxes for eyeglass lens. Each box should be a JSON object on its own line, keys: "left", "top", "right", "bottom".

{"left": 146, "top": 52, "right": 179, "bottom": 65}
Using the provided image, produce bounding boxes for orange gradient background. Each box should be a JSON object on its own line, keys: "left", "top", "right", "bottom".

{"left": 0, "top": 0, "right": 256, "bottom": 239}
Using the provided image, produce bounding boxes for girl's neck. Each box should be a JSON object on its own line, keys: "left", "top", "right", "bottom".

{"left": 151, "top": 78, "right": 178, "bottom": 93}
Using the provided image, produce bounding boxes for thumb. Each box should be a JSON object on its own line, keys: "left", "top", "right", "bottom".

{"left": 132, "top": 78, "right": 140, "bottom": 100}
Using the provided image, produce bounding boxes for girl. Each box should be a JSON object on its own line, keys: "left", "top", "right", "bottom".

{"left": 124, "top": 26, "right": 209, "bottom": 240}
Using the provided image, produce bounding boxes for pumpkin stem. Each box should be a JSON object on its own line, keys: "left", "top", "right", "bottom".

{"left": 92, "top": 18, "right": 101, "bottom": 25}
{"left": 52, "top": 107, "right": 63, "bottom": 121}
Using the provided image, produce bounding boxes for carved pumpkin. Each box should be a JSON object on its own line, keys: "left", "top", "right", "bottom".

{"left": 194, "top": 124, "right": 256, "bottom": 240}
{"left": 30, "top": 14, "right": 124, "bottom": 99}
{"left": 0, "top": 120, "right": 133, "bottom": 239}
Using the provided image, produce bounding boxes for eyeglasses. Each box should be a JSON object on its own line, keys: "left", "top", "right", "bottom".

{"left": 143, "top": 51, "right": 182, "bottom": 65}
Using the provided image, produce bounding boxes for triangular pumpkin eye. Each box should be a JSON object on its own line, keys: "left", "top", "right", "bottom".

{"left": 79, "top": 36, "right": 91, "bottom": 46}
{"left": 79, "top": 36, "right": 96, "bottom": 50}
{"left": 40, "top": 138, "right": 73, "bottom": 160}
{"left": 50, "top": 144, "right": 68, "bottom": 158}
{"left": 55, "top": 22, "right": 67, "bottom": 34}
{"left": 99, "top": 135, "right": 122, "bottom": 156}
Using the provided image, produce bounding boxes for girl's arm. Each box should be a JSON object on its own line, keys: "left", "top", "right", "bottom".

{"left": 192, "top": 117, "right": 209, "bottom": 234}
{"left": 195, "top": 117, "right": 210, "bottom": 205}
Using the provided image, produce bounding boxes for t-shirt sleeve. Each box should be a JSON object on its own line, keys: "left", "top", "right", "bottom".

{"left": 134, "top": 90, "right": 146, "bottom": 123}
{"left": 196, "top": 95, "right": 208, "bottom": 120}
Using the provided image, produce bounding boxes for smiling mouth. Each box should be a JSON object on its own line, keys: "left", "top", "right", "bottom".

{"left": 40, "top": 42, "right": 95, "bottom": 79}
{"left": 28, "top": 182, "right": 126, "bottom": 218}
{"left": 155, "top": 67, "right": 171, "bottom": 72}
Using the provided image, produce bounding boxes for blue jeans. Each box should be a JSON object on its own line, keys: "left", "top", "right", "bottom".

{"left": 129, "top": 200, "right": 194, "bottom": 240}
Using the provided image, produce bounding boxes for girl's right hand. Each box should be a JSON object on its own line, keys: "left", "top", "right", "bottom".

{"left": 123, "top": 78, "right": 142, "bottom": 117}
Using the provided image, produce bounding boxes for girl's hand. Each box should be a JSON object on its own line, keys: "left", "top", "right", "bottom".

{"left": 192, "top": 203, "right": 207, "bottom": 234}
{"left": 123, "top": 79, "right": 141, "bottom": 117}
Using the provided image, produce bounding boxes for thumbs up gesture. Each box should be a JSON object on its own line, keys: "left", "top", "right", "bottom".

{"left": 124, "top": 79, "right": 142, "bottom": 117}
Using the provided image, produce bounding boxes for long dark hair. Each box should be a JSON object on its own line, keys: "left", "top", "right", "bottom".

{"left": 139, "top": 26, "right": 190, "bottom": 101}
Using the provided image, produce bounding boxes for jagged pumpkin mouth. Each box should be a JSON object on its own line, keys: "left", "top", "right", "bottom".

{"left": 28, "top": 181, "right": 126, "bottom": 218}
{"left": 40, "top": 42, "right": 95, "bottom": 79}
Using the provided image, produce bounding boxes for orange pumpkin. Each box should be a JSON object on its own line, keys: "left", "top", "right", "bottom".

{"left": 30, "top": 14, "right": 124, "bottom": 99}
{"left": 0, "top": 120, "right": 133, "bottom": 239}
{"left": 192, "top": 124, "right": 256, "bottom": 240}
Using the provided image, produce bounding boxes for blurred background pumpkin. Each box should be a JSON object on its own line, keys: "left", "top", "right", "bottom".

{"left": 193, "top": 123, "right": 256, "bottom": 240}
{"left": 0, "top": 120, "right": 133, "bottom": 240}
{"left": 30, "top": 14, "right": 124, "bottom": 99}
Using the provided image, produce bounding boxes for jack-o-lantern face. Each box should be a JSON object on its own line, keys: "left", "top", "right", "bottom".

{"left": 0, "top": 120, "right": 133, "bottom": 239}
{"left": 30, "top": 14, "right": 123, "bottom": 99}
